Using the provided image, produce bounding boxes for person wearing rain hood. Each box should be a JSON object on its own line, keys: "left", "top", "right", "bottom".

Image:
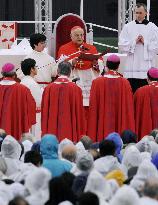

{"left": 134, "top": 67, "right": 158, "bottom": 140}
{"left": 94, "top": 140, "right": 123, "bottom": 176}
{"left": 40, "top": 134, "right": 72, "bottom": 177}
{"left": 87, "top": 54, "right": 135, "bottom": 142}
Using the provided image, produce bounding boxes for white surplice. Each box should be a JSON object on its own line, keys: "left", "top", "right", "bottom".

{"left": 119, "top": 20, "right": 158, "bottom": 79}
{"left": 21, "top": 76, "right": 43, "bottom": 140}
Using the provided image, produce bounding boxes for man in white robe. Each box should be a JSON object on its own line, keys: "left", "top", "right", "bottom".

{"left": 25, "top": 33, "right": 57, "bottom": 87}
{"left": 119, "top": 3, "right": 158, "bottom": 92}
{"left": 21, "top": 58, "right": 43, "bottom": 140}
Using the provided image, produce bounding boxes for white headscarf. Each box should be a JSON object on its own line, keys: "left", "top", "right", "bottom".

{"left": 22, "top": 140, "right": 33, "bottom": 157}
{"left": 149, "top": 141, "right": 158, "bottom": 157}
{"left": 136, "top": 138, "right": 152, "bottom": 154}
{"left": 140, "top": 152, "right": 152, "bottom": 162}
{"left": 25, "top": 167, "right": 51, "bottom": 205}
{"left": 122, "top": 145, "right": 141, "bottom": 171}
{"left": 1, "top": 135, "right": 22, "bottom": 176}
{"left": 0, "top": 181, "right": 14, "bottom": 205}
{"left": 94, "top": 155, "right": 123, "bottom": 176}
{"left": 84, "top": 170, "right": 111, "bottom": 204}
{"left": 75, "top": 141, "right": 86, "bottom": 156}
{"left": 9, "top": 162, "right": 38, "bottom": 182}
{"left": 139, "top": 196, "right": 158, "bottom": 205}
{"left": 107, "top": 179, "right": 119, "bottom": 200}
{"left": 130, "top": 160, "right": 158, "bottom": 192}
{"left": 9, "top": 182, "right": 26, "bottom": 198}
{"left": 71, "top": 151, "right": 93, "bottom": 176}
{"left": 1, "top": 135, "right": 21, "bottom": 159}
{"left": 109, "top": 185, "right": 140, "bottom": 205}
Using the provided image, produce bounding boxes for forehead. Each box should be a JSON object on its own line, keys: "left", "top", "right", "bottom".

{"left": 135, "top": 6, "right": 146, "bottom": 13}
{"left": 71, "top": 28, "right": 84, "bottom": 35}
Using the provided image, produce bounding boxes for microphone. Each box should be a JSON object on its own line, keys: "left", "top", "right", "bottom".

{"left": 72, "top": 77, "right": 80, "bottom": 83}
{"left": 80, "top": 45, "right": 89, "bottom": 51}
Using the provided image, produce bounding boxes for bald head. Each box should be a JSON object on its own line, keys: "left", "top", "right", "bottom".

{"left": 61, "top": 144, "right": 77, "bottom": 162}
{"left": 70, "top": 27, "right": 84, "bottom": 46}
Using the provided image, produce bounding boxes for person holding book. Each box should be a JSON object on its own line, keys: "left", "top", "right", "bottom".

{"left": 58, "top": 26, "right": 104, "bottom": 106}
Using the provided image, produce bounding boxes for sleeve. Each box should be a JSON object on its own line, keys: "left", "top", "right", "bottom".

{"left": 118, "top": 24, "right": 136, "bottom": 54}
{"left": 144, "top": 23, "right": 158, "bottom": 60}
{"left": 41, "top": 87, "right": 50, "bottom": 135}
{"left": 29, "top": 84, "right": 43, "bottom": 108}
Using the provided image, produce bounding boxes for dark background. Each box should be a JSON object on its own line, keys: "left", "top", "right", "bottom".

{"left": 0, "top": 0, "right": 157, "bottom": 38}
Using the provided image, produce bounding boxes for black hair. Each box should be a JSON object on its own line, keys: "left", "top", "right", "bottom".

{"left": 99, "top": 139, "right": 116, "bottom": 157}
{"left": 24, "top": 150, "right": 43, "bottom": 166}
{"left": 136, "top": 3, "right": 147, "bottom": 12}
{"left": 121, "top": 129, "right": 137, "bottom": 144}
{"left": 46, "top": 176, "right": 76, "bottom": 205}
{"left": 106, "top": 61, "right": 120, "bottom": 70}
{"left": 30, "top": 33, "right": 46, "bottom": 49}
{"left": 77, "top": 192, "right": 99, "bottom": 205}
{"left": 1, "top": 72, "right": 16, "bottom": 78}
{"left": 19, "top": 142, "right": 24, "bottom": 160}
{"left": 147, "top": 71, "right": 158, "bottom": 81}
{"left": 58, "top": 61, "right": 72, "bottom": 76}
{"left": 21, "top": 58, "right": 36, "bottom": 76}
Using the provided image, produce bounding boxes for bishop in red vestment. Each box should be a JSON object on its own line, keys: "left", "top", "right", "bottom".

{"left": 0, "top": 63, "right": 36, "bottom": 141}
{"left": 134, "top": 67, "right": 158, "bottom": 140}
{"left": 58, "top": 26, "right": 104, "bottom": 106}
{"left": 41, "top": 61, "right": 86, "bottom": 142}
{"left": 87, "top": 54, "right": 135, "bottom": 142}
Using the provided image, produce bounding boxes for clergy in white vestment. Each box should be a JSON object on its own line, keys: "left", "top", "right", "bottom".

{"left": 21, "top": 58, "right": 43, "bottom": 140}
{"left": 25, "top": 33, "right": 57, "bottom": 87}
{"left": 119, "top": 3, "right": 158, "bottom": 92}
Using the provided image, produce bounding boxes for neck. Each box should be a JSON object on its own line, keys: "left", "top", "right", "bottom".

{"left": 30, "top": 73, "right": 35, "bottom": 78}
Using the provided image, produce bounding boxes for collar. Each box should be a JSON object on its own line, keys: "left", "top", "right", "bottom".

{"left": 149, "top": 81, "right": 158, "bottom": 87}
{"left": 55, "top": 76, "right": 69, "bottom": 83}
{"left": 0, "top": 77, "right": 16, "bottom": 85}
{"left": 105, "top": 70, "right": 123, "bottom": 77}
{"left": 135, "top": 19, "right": 149, "bottom": 25}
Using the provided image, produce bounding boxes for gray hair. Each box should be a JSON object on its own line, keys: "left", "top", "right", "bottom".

{"left": 58, "top": 61, "right": 72, "bottom": 76}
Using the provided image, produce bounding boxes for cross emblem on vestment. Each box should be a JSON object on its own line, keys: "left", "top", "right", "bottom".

{"left": 77, "top": 60, "right": 84, "bottom": 68}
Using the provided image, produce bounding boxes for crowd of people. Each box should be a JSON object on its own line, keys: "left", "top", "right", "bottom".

{"left": 0, "top": 131, "right": 158, "bottom": 205}
{"left": 0, "top": 1, "right": 158, "bottom": 205}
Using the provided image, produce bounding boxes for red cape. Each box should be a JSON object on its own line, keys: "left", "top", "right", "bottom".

{"left": 134, "top": 84, "right": 158, "bottom": 140}
{"left": 0, "top": 83, "right": 36, "bottom": 141}
{"left": 41, "top": 81, "right": 86, "bottom": 142}
{"left": 87, "top": 76, "right": 135, "bottom": 141}
{"left": 58, "top": 41, "right": 98, "bottom": 70}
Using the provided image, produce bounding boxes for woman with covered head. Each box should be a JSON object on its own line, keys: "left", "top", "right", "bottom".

{"left": 1, "top": 135, "right": 22, "bottom": 176}
{"left": 84, "top": 170, "right": 111, "bottom": 204}
{"left": 25, "top": 167, "right": 51, "bottom": 205}
{"left": 40, "top": 134, "right": 72, "bottom": 177}
{"left": 109, "top": 185, "right": 140, "bottom": 205}
{"left": 130, "top": 160, "right": 158, "bottom": 194}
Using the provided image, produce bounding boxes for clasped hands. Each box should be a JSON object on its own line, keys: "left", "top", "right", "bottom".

{"left": 136, "top": 35, "right": 144, "bottom": 44}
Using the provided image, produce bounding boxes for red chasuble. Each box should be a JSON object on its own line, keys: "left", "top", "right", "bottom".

{"left": 134, "top": 82, "right": 158, "bottom": 140}
{"left": 87, "top": 71, "right": 135, "bottom": 142}
{"left": 57, "top": 41, "right": 98, "bottom": 70}
{"left": 0, "top": 82, "right": 36, "bottom": 141}
{"left": 41, "top": 77, "right": 86, "bottom": 142}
